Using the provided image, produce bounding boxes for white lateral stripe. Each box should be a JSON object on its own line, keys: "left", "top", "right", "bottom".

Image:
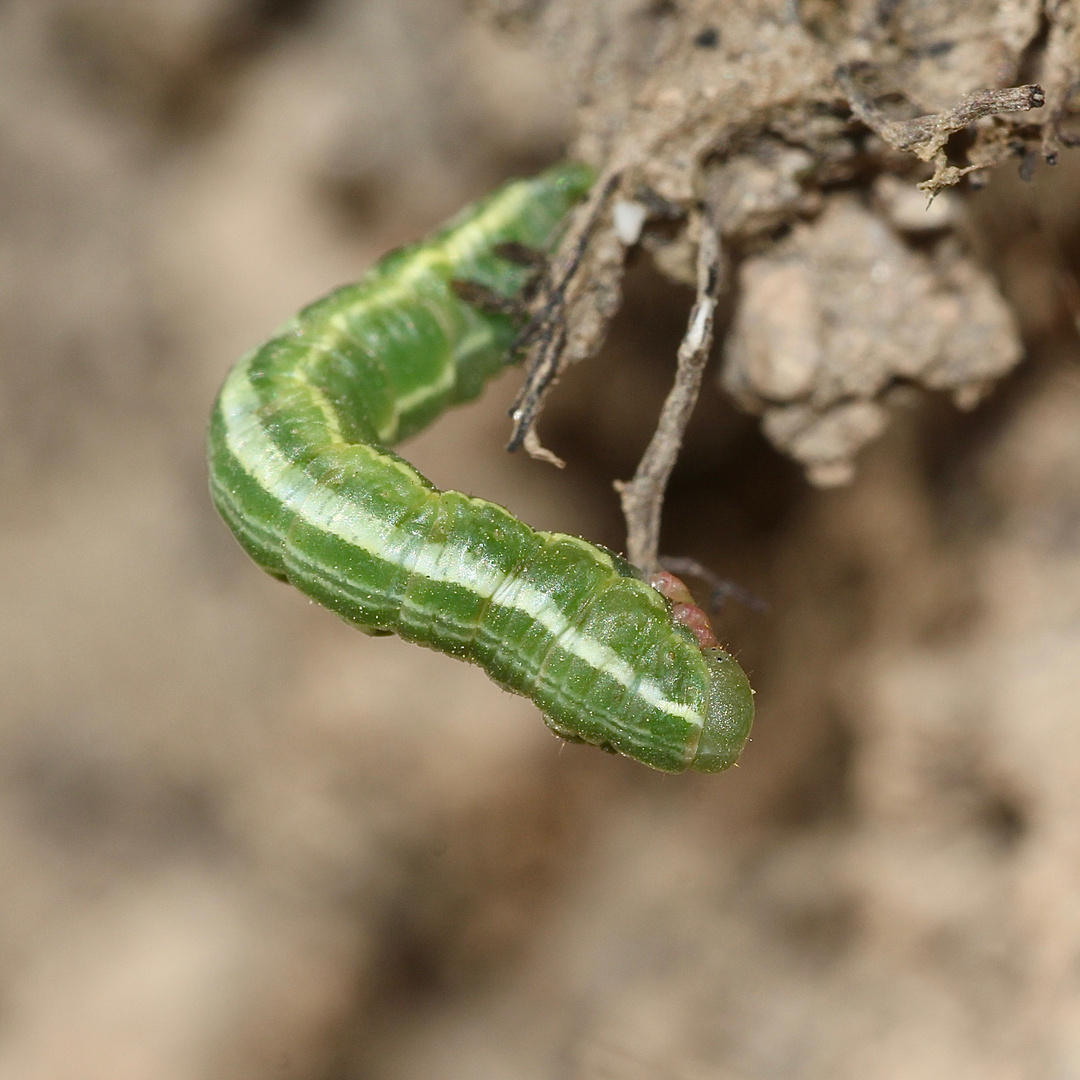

{"left": 317, "top": 182, "right": 536, "bottom": 442}
{"left": 220, "top": 374, "right": 703, "bottom": 729}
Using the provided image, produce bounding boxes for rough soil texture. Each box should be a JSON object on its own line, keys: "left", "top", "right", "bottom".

{"left": 2, "top": 1, "right": 1080, "bottom": 1078}
{"left": 497, "top": 0, "right": 1071, "bottom": 485}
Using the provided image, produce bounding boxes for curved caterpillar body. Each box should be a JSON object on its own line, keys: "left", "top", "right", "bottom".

{"left": 208, "top": 162, "right": 754, "bottom": 773}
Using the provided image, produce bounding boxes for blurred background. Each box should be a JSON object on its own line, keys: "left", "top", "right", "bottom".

{"left": 3, "top": 1, "right": 1080, "bottom": 1077}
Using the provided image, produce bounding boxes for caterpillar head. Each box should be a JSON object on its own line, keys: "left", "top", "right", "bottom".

{"left": 649, "top": 569, "right": 755, "bottom": 773}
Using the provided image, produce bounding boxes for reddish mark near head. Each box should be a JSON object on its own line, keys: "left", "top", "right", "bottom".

{"left": 648, "top": 570, "right": 719, "bottom": 650}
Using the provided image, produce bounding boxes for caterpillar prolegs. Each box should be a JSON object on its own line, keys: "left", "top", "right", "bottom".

{"left": 207, "top": 162, "right": 754, "bottom": 774}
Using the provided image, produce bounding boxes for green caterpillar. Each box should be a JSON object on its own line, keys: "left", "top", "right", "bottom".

{"left": 207, "top": 162, "right": 754, "bottom": 773}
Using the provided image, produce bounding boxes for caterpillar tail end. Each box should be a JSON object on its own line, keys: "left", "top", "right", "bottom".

{"left": 689, "top": 648, "right": 755, "bottom": 774}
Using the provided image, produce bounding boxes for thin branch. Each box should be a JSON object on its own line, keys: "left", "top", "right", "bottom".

{"left": 837, "top": 66, "right": 1045, "bottom": 194}
{"left": 615, "top": 210, "right": 725, "bottom": 573}
{"left": 507, "top": 169, "right": 622, "bottom": 452}
{"left": 838, "top": 67, "right": 1044, "bottom": 158}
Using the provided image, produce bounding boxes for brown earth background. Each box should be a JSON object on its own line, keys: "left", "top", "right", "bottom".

{"left": 3, "top": 1, "right": 1080, "bottom": 1077}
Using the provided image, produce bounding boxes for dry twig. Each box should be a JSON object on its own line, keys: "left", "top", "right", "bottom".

{"left": 507, "top": 169, "right": 622, "bottom": 452}
{"left": 837, "top": 67, "right": 1045, "bottom": 194}
{"left": 615, "top": 209, "right": 725, "bottom": 572}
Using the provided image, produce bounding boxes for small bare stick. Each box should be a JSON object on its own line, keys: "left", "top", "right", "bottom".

{"left": 615, "top": 211, "right": 725, "bottom": 573}
{"left": 507, "top": 170, "right": 622, "bottom": 452}
{"left": 508, "top": 320, "right": 567, "bottom": 446}
{"left": 836, "top": 67, "right": 1045, "bottom": 194}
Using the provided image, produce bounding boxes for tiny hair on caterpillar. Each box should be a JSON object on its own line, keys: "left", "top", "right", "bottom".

{"left": 207, "top": 162, "right": 754, "bottom": 773}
